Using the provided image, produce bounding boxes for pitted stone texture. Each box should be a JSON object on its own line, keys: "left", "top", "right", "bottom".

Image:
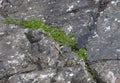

{"left": 1, "top": 0, "right": 99, "bottom": 49}
{"left": 0, "top": 17, "right": 95, "bottom": 83}
{"left": 0, "top": 23, "right": 36, "bottom": 80}
{"left": 1, "top": 0, "right": 118, "bottom": 82}
{"left": 90, "top": 61, "right": 120, "bottom": 83}
{"left": 86, "top": 0, "right": 120, "bottom": 83}
{"left": 87, "top": 0, "right": 120, "bottom": 61}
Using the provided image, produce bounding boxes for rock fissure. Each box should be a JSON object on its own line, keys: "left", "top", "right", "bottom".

{"left": 0, "top": 0, "right": 120, "bottom": 83}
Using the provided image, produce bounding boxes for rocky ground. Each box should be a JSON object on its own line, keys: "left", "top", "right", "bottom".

{"left": 0, "top": 0, "right": 120, "bottom": 83}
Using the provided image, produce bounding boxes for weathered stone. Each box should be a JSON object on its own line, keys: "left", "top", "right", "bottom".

{"left": 1, "top": 0, "right": 120, "bottom": 83}
{"left": 1, "top": 0, "right": 99, "bottom": 49}
{"left": 0, "top": 16, "right": 94, "bottom": 83}
{"left": 86, "top": 0, "right": 120, "bottom": 82}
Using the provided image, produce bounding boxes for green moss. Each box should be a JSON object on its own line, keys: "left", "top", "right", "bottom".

{"left": 75, "top": 48, "right": 87, "bottom": 60}
{"left": 3, "top": 18, "right": 22, "bottom": 25}
{"left": 23, "top": 19, "right": 44, "bottom": 29}
{"left": 4, "top": 18, "right": 88, "bottom": 60}
{"left": 4, "top": 18, "right": 77, "bottom": 48}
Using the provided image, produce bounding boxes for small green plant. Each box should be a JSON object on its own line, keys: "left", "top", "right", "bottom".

{"left": 75, "top": 48, "right": 87, "bottom": 60}
{"left": 4, "top": 18, "right": 87, "bottom": 60}
{"left": 4, "top": 18, "right": 77, "bottom": 48}
{"left": 3, "top": 18, "right": 22, "bottom": 25}
{"left": 86, "top": 66, "right": 97, "bottom": 80}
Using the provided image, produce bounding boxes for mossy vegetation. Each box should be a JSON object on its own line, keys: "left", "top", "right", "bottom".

{"left": 4, "top": 18, "right": 77, "bottom": 48}
{"left": 3, "top": 18, "right": 87, "bottom": 60}
{"left": 86, "top": 66, "right": 98, "bottom": 81}
{"left": 3, "top": 18, "right": 22, "bottom": 25}
{"left": 75, "top": 48, "right": 87, "bottom": 60}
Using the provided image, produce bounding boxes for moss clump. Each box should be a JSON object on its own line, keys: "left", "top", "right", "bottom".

{"left": 75, "top": 48, "right": 87, "bottom": 60}
{"left": 3, "top": 18, "right": 22, "bottom": 25}
{"left": 4, "top": 18, "right": 87, "bottom": 60}
{"left": 4, "top": 18, "right": 77, "bottom": 48}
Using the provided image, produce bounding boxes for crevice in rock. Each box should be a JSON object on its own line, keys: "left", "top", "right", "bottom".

{"left": 74, "top": 0, "right": 113, "bottom": 50}
{"left": 83, "top": 59, "right": 114, "bottom": 83}
{"left": 0, "top": 0, "right": 117, "bottom": 82}
{"left": 86, "top": 58, "right": 120, "bottom": 65}
{"left": 80, "top": 0, "right": 115, "bottom": 82}
{"left": 86, "top": 66, "right": 107, "bottom": 83}
{"left": 0, "top": 69, "right": 35, "bottom": 82}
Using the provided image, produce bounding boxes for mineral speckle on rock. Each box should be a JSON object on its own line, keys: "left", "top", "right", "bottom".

{"left": 0, "top": 0, "right": 120, "bottom": 83}
{"left": 86, "top": 0, "right": 120, "bottom": 83}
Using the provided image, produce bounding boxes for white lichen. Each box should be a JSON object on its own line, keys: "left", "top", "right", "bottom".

{"left": 39, "top": 73, "right": 55, "bottom": 79}
{"left": 67, "top": 25, "right": 73, "bottom": 32}
{"left": 104, "top": 26, "right": 111, "bottom": 32}
{"left": 106, "top": 71, "right": 116, "bottom": 83}
{"left": 66, "top": 5, "right": 74, "bottom": 12}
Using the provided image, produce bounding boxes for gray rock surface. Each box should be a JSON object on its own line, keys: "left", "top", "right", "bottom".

{"left": 1, "top": 0, "right": 99, "bottom": 48}
{"left": 0, "top": 17, "right": 94, "bottom": 82}
{"left": 86, "top": 0, "right": 120, "bottom": 83}
{"left": 0, "top": 0, "right": 120, "bottom": 83}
